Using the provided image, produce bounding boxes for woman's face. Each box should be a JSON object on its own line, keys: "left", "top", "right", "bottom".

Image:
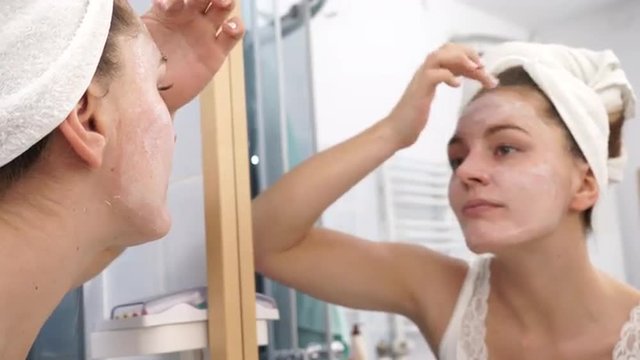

{"left": 448, "top": 88, "right": 591, "bottom": 253}
{"left": 99, "top": 27, "right": 176, "bottom": 244}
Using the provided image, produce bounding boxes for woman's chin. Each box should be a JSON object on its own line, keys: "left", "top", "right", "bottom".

{"left": 124, "top": 207, "right": 173, "bottom": 246}
{"left": 462, "top": 228, "right": 513, "bottom": 254}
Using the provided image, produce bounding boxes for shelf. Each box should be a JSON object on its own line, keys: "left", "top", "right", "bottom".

{"left": 90, "top": 299, "right": 279, "bottom": 359}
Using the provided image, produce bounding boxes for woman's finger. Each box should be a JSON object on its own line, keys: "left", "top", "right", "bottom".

{"left": 155, "top": 0, "right": 186, "bottom": 13}
{"left": 204, "top": 0, "right": 235, "bottom": 30}
{"left": 425, "top": 68, "right": 461, "bottom": 88}
{"left": 426, "top": 44, "right": 497, "bottom": 89}
{"left": 214, "top": 17, "right": 245, "bottom": 54}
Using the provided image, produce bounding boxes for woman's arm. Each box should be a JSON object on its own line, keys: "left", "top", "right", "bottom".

{"left": 253, "top": 43, "right": 495, "bottom": 320}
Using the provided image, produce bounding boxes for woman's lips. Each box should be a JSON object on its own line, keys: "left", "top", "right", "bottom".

{"left": 462, "top": 199, "right": 504, "bottom": 217}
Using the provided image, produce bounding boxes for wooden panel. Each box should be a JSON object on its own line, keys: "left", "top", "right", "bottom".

{"left": 228, "top": 16, "right": 259, "bottom": 360}
{"left": 199, "top": 1, "right": 257, "bottom": 357}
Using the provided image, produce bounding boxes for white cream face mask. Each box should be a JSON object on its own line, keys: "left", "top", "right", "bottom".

{"left": 449, "top": 91, "right": 581, "bottom": 252}
{"left": 103, "top": 34, "right": 176, "bottom": 240}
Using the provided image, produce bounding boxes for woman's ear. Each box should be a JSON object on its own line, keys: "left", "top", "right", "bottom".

{"left": 58, "top": 84, "right": 109, "bottom": 168}
{"left": 570, "top": 162, "right": 599, "bottom": 212}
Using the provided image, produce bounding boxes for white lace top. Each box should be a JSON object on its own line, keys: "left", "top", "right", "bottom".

{"left": 438, "top": 255, "right": 640, "bottom": 359}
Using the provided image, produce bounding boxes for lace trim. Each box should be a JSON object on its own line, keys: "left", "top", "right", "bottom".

{"left": 458, "top": 257, "right": 491, "bottom": 360}
{"left": 613, "top": 304, "right": 640, "bottom": 360}
{"left": 455, "top": 256, "right": 640, "bottom": 360}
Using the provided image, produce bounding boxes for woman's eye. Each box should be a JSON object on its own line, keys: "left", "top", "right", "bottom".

{"left": 158, "top": 84, "right": 174, "bottom": 92}
{"left": 495, "top": 145, "right": 517, "bottom": 156}
{"left": 449, "top": 157, "right": 463, "bottom": 170}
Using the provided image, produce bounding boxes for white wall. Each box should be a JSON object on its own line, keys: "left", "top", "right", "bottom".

{"left": 311, "top": 0, "right": 529, "bottom": 161}
{"left": 535, "top": 1, "right": 640, "bottom": 287}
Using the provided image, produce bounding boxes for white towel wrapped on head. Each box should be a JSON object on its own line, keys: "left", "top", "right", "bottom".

{"left": 0, "top": 0, "right": 114, "bottom": 168}
{"left": 463, "top": 41, "right": 636, "bottom": 187}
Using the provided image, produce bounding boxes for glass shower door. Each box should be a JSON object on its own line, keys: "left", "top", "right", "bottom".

{"left": 243, "top": 0, "right": 345, "bottom": 358}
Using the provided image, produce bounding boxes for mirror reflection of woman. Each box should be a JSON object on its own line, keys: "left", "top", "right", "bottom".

{"left": 253, "top": 42, "right": 640, "bottom": 359}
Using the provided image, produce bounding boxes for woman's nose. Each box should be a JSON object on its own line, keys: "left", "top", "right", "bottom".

{"left": 454, "top": 153, "right": 490, "bottom": 187}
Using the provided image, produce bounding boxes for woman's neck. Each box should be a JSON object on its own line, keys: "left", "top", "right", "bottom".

{"left": 0, "top": 176, "right": 116, "bottom": 359}
{"left": 489, "top": 221, "right": 637, "bottom": 340}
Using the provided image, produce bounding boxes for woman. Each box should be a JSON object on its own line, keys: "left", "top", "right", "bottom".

{"left": 253, "top": 42, "right": 640, "bottom": 358}
{"left": 0, "top": 0, "right": 243, "bottom": 357}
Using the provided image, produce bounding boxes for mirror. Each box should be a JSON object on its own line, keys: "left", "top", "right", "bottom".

{"left": 246, "top": 1, "right": 640, "bottom": 359}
